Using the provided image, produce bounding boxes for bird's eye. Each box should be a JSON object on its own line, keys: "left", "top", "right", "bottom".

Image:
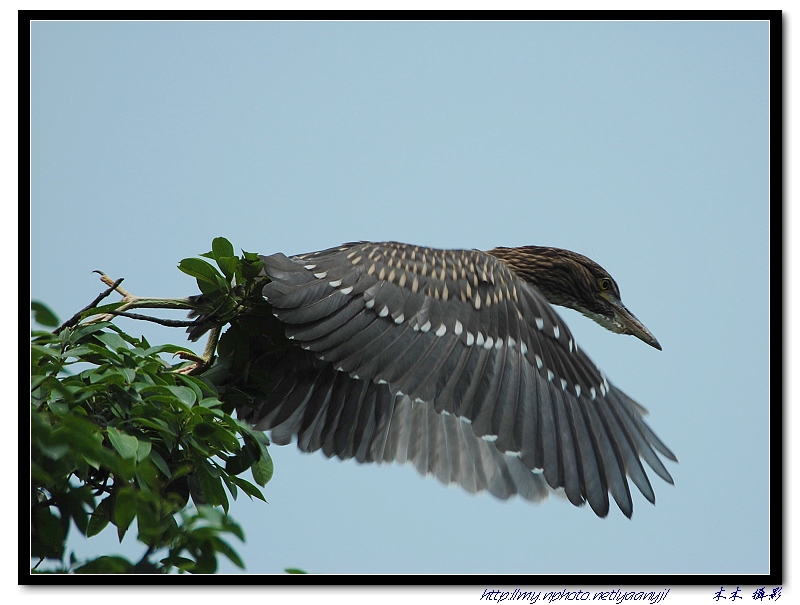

{"left": 599, "top": 278, "right": 612, "bottom": 291}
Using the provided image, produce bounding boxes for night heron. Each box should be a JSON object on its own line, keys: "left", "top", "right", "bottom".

{"left": 200, "top": 242, "right": 676, "bottom": 518}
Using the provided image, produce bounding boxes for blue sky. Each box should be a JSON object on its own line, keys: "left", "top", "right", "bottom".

{"left": 30, "top": 20, "right": 770, "bottom": 577}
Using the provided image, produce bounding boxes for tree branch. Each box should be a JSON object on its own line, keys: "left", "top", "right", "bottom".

{"left": 54, "top": 277, "right": 125, "bottom": 335}
{"left": 103, "top": 310, "right": 197, "bottom": 328}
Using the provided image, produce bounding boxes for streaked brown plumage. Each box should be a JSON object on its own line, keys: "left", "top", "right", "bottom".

{"left": 205, "top": 242, "right": 676, "bottom": 518}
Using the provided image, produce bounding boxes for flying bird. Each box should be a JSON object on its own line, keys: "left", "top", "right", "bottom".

{"left": 198, "top": 242, "right": 676, "bottom": 518}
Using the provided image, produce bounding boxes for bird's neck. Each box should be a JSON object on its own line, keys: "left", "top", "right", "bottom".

{"left": 486, "top": 246, "right": 574, "bottom": 308}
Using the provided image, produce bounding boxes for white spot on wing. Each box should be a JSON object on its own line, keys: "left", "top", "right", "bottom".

{"left": 328, "top": 279, "right": 343, "bottom": 287}
{"left": 535, "top": 317, "right": 544, "bottom": 331}
{"left": 466, "top": 332, "right": 475, "bottom": 346}
{"left": 504, "top": 451, "right": 521, "bottom": 458}
{"left": 553, "top": 325, "right": 560, "bottom": 339}
{"left": 590, "top": 387, "right": 597, "bottom": 400}
{"left": 560, "top": 378, "right": 568, "bottom": 391}
{"left": 575, "top": 385, "right": 581, "bottom": 397}
{"left": 476, "top": 332, "right": 485, "bottom": 347}
{"left": 521, "top": 342, "right": 528, "bottom": 356}
{"left": 454, "top": 320, "right": 463, "bottom": 336}
{"left": 435, "top": 324, "right": 446, "bottom": 337}
{"left": 340, "top": 286, "right": 353, "bottom": 295}
{"left": 483, "top": 336, "right": 493, "bottom": 350}
{"left": 365, "top": 298, "right": 375, "bottom": 309}
{"left": 304, "top": 264, "right": 316, "bottom": 270}
{"left": 378, "top": 305, "right": 389, "bottom": 318}
{"left": 481, "top": 434, "right": 498, "bottom": 442}
{"left": 547, "top": 369, "right": 554, "bottom": 382}
{"left": 420, "top": 320, "right": 431, "bottom": 333}
{"left": 313, "top": 271, "right": 328, "bottom": 279}
{"left": 535, "top": 354, "right": 543, "bottom": 370}
{"left": 394, "top": 313, "right": 404, "bottom": 324}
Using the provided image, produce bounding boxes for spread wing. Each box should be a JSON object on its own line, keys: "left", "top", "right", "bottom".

{"left": 249, "top": 241, "right": 675, "bottom": 517}
{"left": 236, "top": 346, "right": 550, "bottom": 503}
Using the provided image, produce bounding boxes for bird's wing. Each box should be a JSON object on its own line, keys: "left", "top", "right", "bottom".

{"left": 236, "top": 346, "right": 550, "bottom": 503}
{"left": 259, "top": 242, "right": 676, "bottom": 517}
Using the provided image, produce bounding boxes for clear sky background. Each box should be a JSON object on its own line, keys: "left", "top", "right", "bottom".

{"left": 30, "top": 21, "right": 770, "bottom": 576}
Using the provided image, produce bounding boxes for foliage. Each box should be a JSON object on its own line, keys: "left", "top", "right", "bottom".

{"left": 30, "top": 238, "right": 275, "bottom": 574}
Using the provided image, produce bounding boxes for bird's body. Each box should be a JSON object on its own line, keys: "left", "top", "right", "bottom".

{"left": 206, "top": 241, "right": 675, "bottom": 518}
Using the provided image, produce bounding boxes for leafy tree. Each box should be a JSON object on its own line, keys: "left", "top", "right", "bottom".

{"left": 30, "top": 239, "right": 277, "bottom": 574}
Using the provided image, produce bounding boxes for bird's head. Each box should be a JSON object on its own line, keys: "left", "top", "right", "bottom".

{"left": 488, "top": 245, "right": 662, "bottom": 350}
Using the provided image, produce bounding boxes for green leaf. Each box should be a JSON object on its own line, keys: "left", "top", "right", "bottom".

{"left": 227, "top": 475, "right": 266, "bottom": 502}
{"left": 175, "top": 373, "right": 210, "bottom": 401}
{"left": 61, "top": 486, "right": 93, "bottom": 535}
{"left": 134, "top": 493, "right": 163, "bottom": 546}
{"left": 197, "top": 279, "right": 223, "bottom": 296}
{"left": 31, "top": 344, "right": 61, "bottom": 362}
{"left": 70, "top": 322, "right": 114, "bottom": 342}
{"left": 166, "top": 385, "right": 197, "bottom": 406}
{"left": 75, "top": 555, "right": 135, "bottom": 574}
{"left": 86, "top": 497, "right": 113, "bottom": 537}
{"left": 144, "top": 343, "right": 202, "bottom": 357}
{"left": 198, "top": 397, "right": 223, "bottom": 408}
{"left": 196, "top": 465, "right": 229, "bottom": 512}
{"left": 251, "top": 450, "right": 274, "bottom": 487}
{"left": 148, "top": 448, "right": 171, "bottom": 478}
{"left": 95, "top": 331, "right": 131, "bottom": 352}
{"left": 192, "top": 421, "right": 217, "bottom": 438}
{"left": 107, "top": 426, "right": 140, "bottom": 460}
{"left": 162, "top": 555, "right": 196, "bottom": 573}
{"left": 135, "top": 439, "right": 152, "bottom": 462}
{"left": 114, "top": 488, "right": 138, "bottom": 540}
{"left": 31, "top": 507, "right": 67, "bottom": 560}
{"left": 211, "top": 237, "right": 235, "bottom": 260}
{"left": 210, "top": 537, "right": 244, "bottom": 569}
{"left": 178, "top": 258, "right": 225, "bottom": 287}
{"left": 225, "top": 454, "right": 252, "bottom": 476}
{"left": 285, "top": 568, "right": 308, "bottom": 574}
{"left": 31, "top": 301, "right": 60, "bottom": 327}
{"left": 217, "top": 256, "right": 238, "bottom": 280}
{"left": 60, "top": 345, "right": 100, "bottom": 360}
{"left": 220, "top": 472, "right": 238, "bottom": 500}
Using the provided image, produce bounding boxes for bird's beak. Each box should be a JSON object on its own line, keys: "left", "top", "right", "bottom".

{"left": 601, "top": 292, "right": 662, "bottom": 350}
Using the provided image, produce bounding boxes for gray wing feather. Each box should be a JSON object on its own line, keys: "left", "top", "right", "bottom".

{"left": 237, "top": 346, "right": 548, "bottom": 502}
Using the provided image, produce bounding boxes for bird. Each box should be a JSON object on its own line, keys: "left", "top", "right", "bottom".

{"left": 198, "top": 241, "right": 676, "bottom": 518}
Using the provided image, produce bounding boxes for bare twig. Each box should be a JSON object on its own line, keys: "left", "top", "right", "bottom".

{"left": 174, "top": 325, "right": 221, "bottom": 375}
{"left": 95, "top": 270, "right": 133, "bottom": 298}
{"left": 54, "top": 277, "right": 125, "bottom": 335}
{"left": 103, "top": 310, "right": 197, "bottom": 328}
